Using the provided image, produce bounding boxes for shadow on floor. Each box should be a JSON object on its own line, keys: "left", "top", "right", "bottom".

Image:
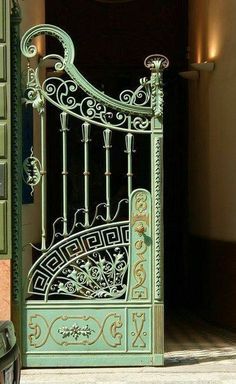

{"left": 165, "top": 309, "right": 236, "bottom": 366}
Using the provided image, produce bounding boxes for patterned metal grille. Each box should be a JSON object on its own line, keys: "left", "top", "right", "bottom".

{"left": 28, "top": 222, "right": 129, "bottom": 300}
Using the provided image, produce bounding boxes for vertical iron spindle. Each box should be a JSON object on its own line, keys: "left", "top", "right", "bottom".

{"left": 60, "top": 112, "right": 69, "bottom": 237}
{"left": 103, "top": 129, "right": 112, "bottom": 222}
{"left": 125, "top": 133, "right": 135, "bottom": 196}
{"left": 40, "top": 108, "right": 47, "bottom": 251}
{"left": 82, "top": 122, "right": 91, "bottom": 227}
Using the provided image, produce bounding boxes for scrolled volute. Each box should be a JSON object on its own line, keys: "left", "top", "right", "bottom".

{"left": 20, "top": 24, "right": 75, "bottom": 68}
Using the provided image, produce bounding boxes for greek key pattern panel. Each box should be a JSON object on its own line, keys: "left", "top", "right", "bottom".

{"left": 128, "top": 189, "right": 152, "bottom": 301}
{"left": 28, "top": 222, "right": 129, "bottom": 299}
{"left": 26, "top": 307, "right": 151, "bottom": 353}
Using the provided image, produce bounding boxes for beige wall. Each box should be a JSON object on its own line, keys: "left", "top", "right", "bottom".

{"left": 20, "top": 0, "right": 45, "bottom": 277}
{"left": 189, "top": 0, "right": 236, "bottom": 241}
{"left": 0, "top": 261, "right": 11, "bottom": 319}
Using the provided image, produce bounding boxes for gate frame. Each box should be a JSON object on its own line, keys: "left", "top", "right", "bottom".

{"left": 14, "top": 22, "right": 168, "bottom": 367}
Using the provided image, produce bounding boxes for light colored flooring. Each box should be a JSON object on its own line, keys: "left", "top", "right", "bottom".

{"left": 165, "top": 310, "right": 236, "bottom": 366}
{"left": 21, "top": 310, "right": 236, "bottom": 383}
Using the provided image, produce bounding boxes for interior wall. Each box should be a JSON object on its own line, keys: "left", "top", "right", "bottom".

{"left": 20, "top": 0, "right": 45, "bottom": 277}
{"left": 188, "top": 0, "right": 236, "bottom": 328}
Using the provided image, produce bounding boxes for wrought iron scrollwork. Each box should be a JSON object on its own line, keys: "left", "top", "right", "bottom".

{"left": 21, "top": 24, "right": 167, "bottom": 132}
{"left": 52, "top": 247, "right": 128, "bottom": 299}
{"left": 21, "top": 24, "right": 152, "bottom": 117}
{"left": 25, "top": 67, "right": 45, "bottom": 114}
{"left": 22, "top": 147, "right": 42, "bottom": 195}
{"left": 27, "top": 222, "right": 129, "bottom": 300}
{"left": 119, "top": 77, "right": 151, "bottom": 106}
{"left": 20, "top": 25, "right": 168, "bottom": 314}
{"left": 41, "top": 76, "right": 149, "bottom": 131}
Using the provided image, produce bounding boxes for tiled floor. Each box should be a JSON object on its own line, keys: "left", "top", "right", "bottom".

{"left": 165, "top": 310, "right": 236, "bottom": 366}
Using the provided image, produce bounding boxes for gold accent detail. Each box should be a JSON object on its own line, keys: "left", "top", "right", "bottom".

{"left": 107, "top": 314, "right": 123, "bottom": 347}
{"left": 131, "top": 313, "right": 146, "bottom": 348}
{"left": 131, "top": 191, "right": 150, "bottom": 299}
{"left": 134, "top": 222, "right": 146, "bottom": 236}
{"left": 28, "top": 314, "right": 50, "bottom": 348}
{"left": 132, "top": 241, "right": 148, "bottom": 298}
{"left": 135, "top": 192, "right": 147, "bottom": 213}
{"left": 135, "top": 240, "right": 143, "bottom": 250}
{"left": 28, "top": 312, "right": 123, "bottom": 349}
{"left": 132, "top": 260, "right": 147, "bottom": 298}
{"left": 131, "top": 214, "right": 149, "bottom": 227}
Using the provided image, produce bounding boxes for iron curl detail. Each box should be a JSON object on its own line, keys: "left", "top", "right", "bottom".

{"left": 132, "top": 116, "right": 150, "bottom": 130}
{"left": 144, "top": 54, "right": 170, "bottom": 71}
{"left": 53, "top": 247, "right": 128, "bottom": 299}
{"left": 20, "top": 23, "right": 75, "bottom": 69}
{"left": 119, "top": 77, "right": 150, "bottom": 106}
{"left": 21, "top": 24, "right": 155, "bottom": 121}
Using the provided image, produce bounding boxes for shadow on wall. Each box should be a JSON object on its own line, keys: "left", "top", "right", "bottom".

{"left": 187, "top": 236, "right": 236, "bottom": 331}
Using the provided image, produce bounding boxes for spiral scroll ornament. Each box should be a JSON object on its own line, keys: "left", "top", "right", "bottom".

{"left": 20, "top": 23, "right": 75, "bottom": 69}
{"left": 21, "top": 24, "right": 160, "bottom": 131}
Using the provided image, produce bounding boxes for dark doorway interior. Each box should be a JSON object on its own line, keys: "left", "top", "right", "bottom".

{"left": 45, "top": 0, "right": 189, "bottom": 309}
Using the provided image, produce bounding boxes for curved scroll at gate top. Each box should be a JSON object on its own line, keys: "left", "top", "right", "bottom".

{"left": 21, "top": 24, "right": 169, "bottom": 132}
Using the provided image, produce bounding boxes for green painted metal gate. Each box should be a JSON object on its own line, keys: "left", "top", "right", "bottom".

{"left": 20, "top": 24, "right": 168, "bottom": 367}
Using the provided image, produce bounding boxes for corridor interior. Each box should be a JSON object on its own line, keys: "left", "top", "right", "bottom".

{"left": 165, "top": 310, "right": 236, "bottom": 365}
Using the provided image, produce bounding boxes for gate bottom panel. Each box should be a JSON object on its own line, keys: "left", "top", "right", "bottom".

{"left": 22, "top": 352, "right": 164, "bottom": 367}
{"left": 24, "top": 305, "right": 153, "bottom": 354}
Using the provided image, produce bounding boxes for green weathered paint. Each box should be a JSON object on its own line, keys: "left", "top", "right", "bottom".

{"left": 128, "top": 189, "right": 152, "bottom": 302}
{"left": 19, "top": 24, "right": 168, "bottom": 367}
{"left": 0, "top": 0, "right": 12, "bottom": 260}
{"left": 60, "top": 112, "right": 69, "bottom": 236}
{"left": 22, "top": 301, "right": 164, "bottom": 367}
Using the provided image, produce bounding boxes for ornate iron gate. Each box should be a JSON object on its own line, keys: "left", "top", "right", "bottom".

{"left": 20, "top": 24, "right": 168, "bottom": 367}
